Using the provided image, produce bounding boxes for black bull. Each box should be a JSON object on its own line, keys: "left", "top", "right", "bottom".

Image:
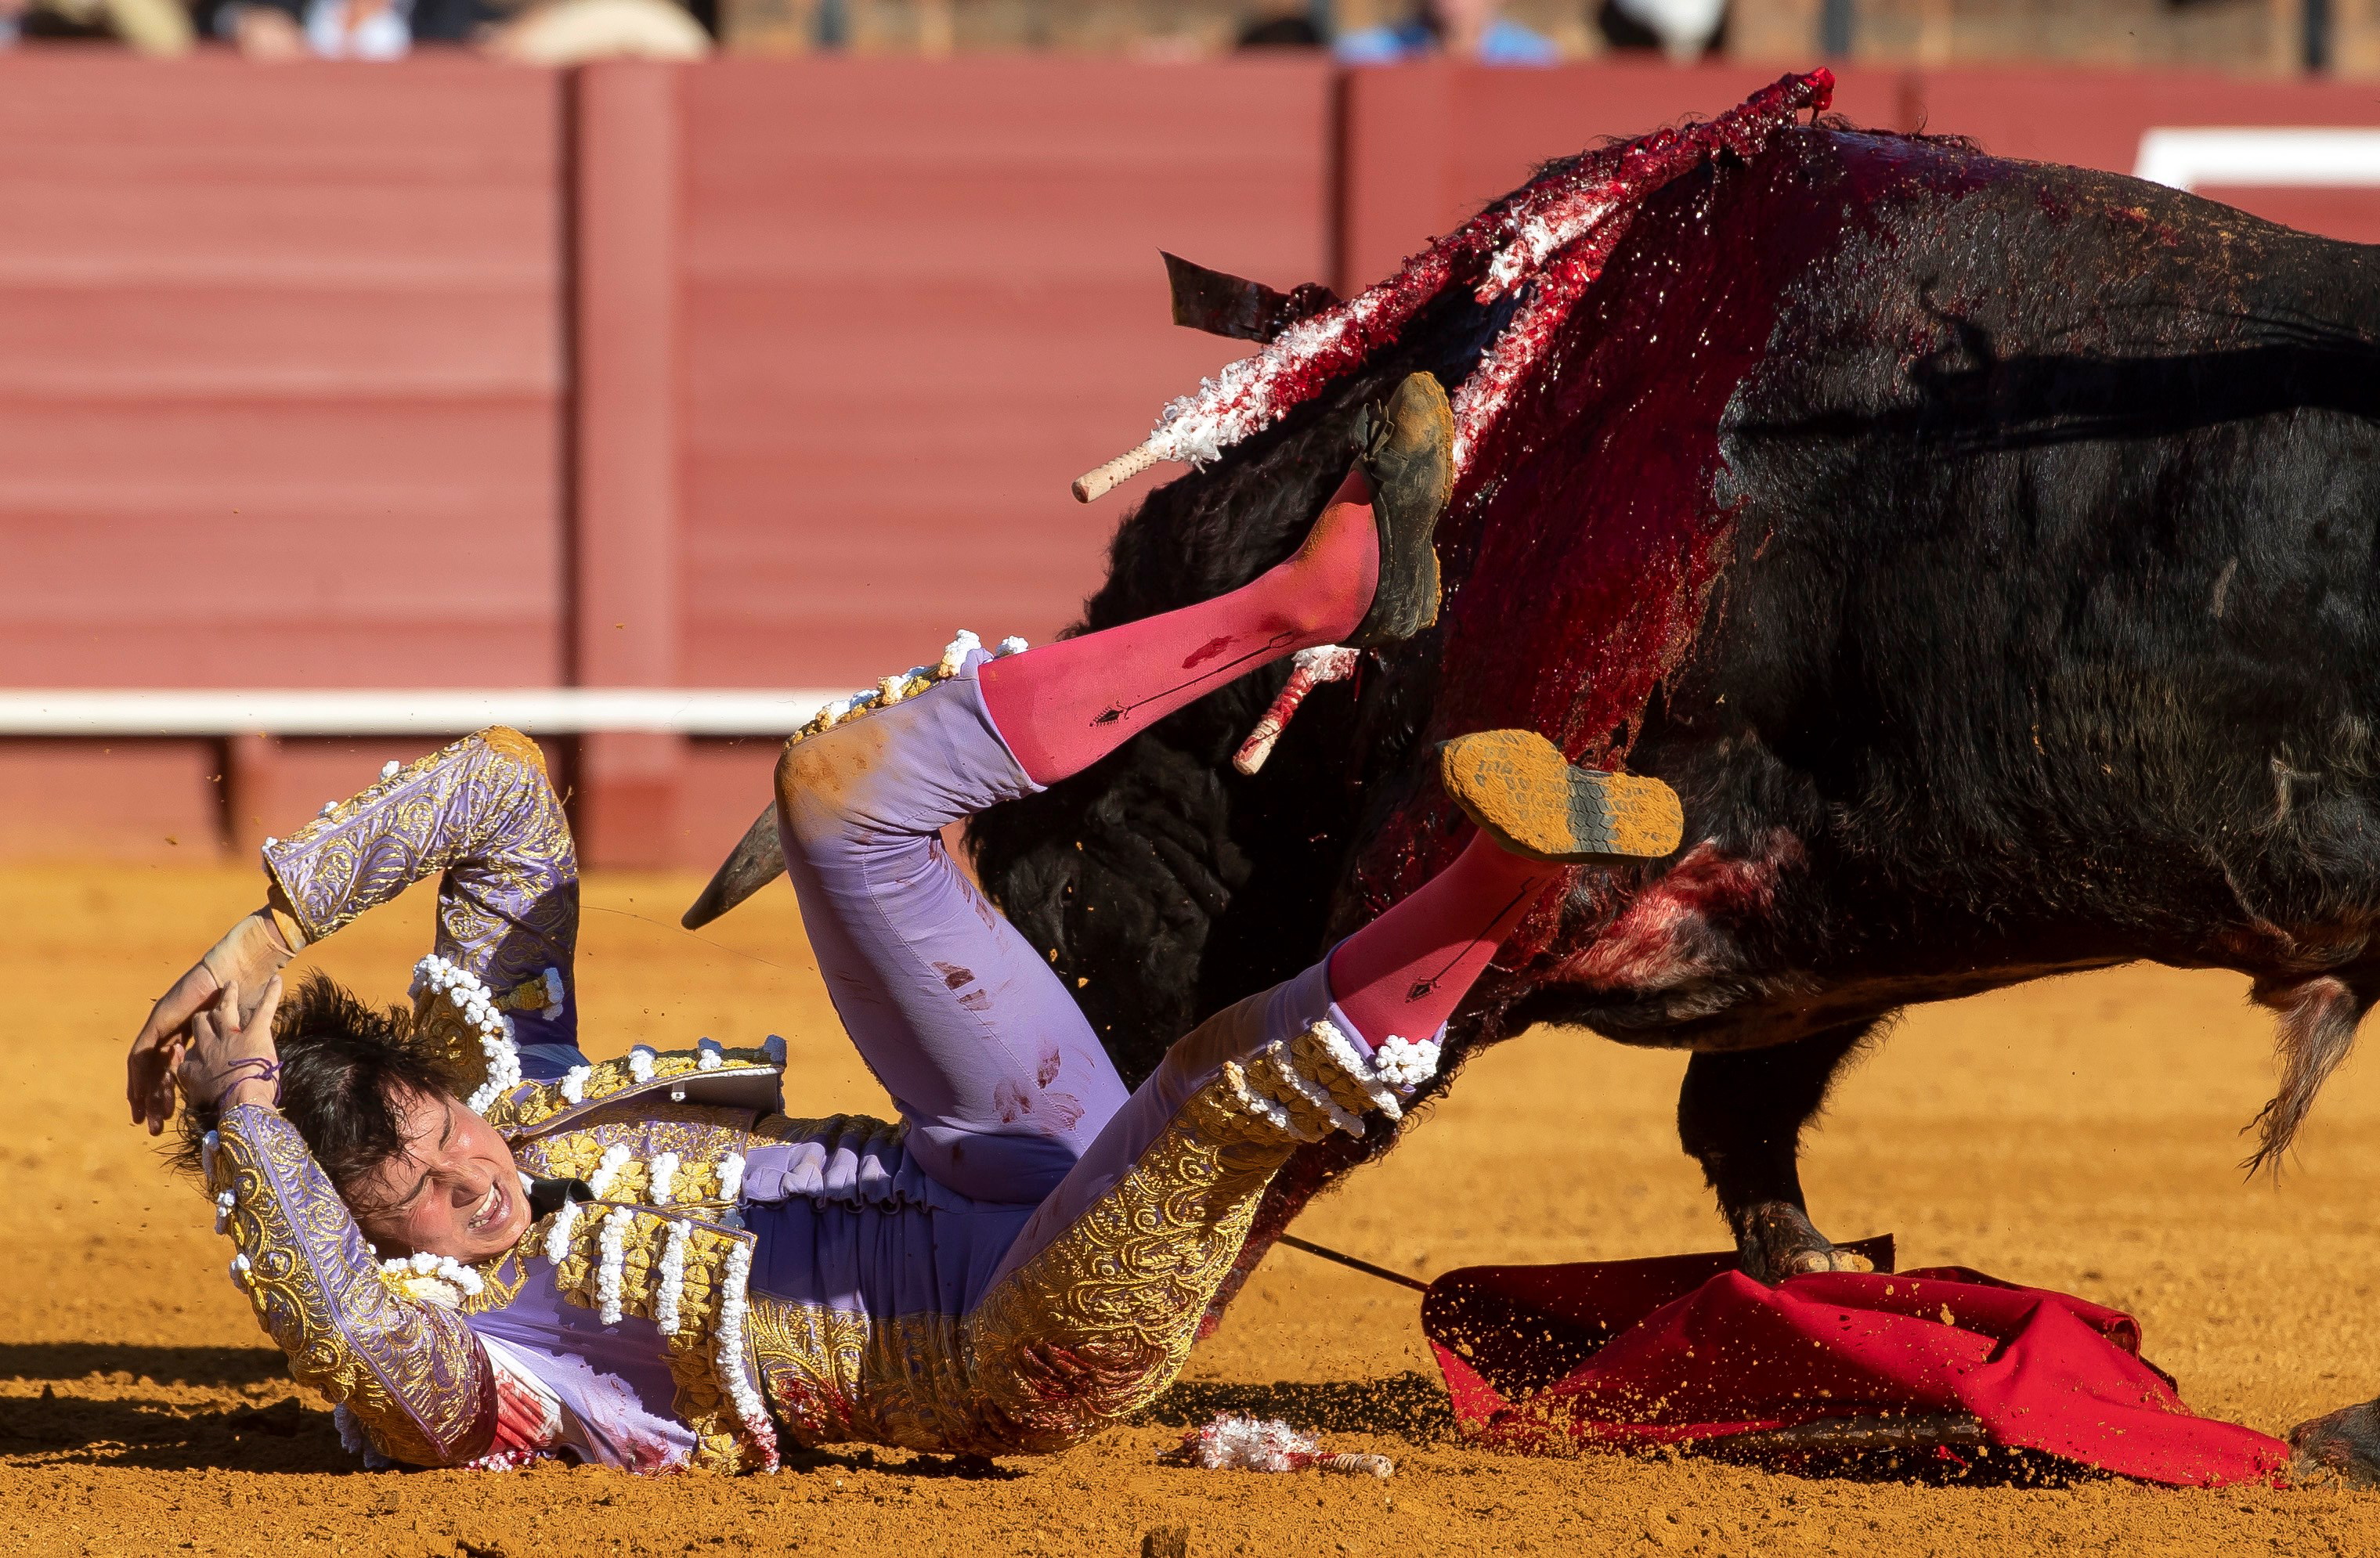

{"left": 966, "top": 119, "right": 2380, "bottom": 1351}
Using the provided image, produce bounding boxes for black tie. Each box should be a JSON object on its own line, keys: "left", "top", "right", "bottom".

{"left": 525, "top": 1175, "right": 594, "bottom": 1221}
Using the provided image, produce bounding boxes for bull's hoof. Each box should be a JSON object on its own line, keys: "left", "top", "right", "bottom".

{"left": 2290, "top": 1401, "right": 2380, "bottom": 1486}
{"left": 1733, "top": 1201, "right": 1865, "bottom": 1286}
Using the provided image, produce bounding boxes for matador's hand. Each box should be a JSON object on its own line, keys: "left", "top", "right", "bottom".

{"left": 128, "top": 908, "right": 293, "bottom": 1134}
{"left": 174, "top": 979, "right": 287, "bottom": 1116}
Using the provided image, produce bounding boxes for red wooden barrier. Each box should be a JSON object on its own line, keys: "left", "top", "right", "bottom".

{"left": 0, "top": 54, "right": 565, "bottom": 859}
{"left": 2, "top": 55, "right": 2377, "bottom": 865}
{"left": 0, "top": 55, "right": 567, "bottom": 690}
{"left": 574, "top": 62, "right": 689, "bottom": 866}
{"left": 673, "top": 56, "right": 1333, "bottom": 692}
{"left": 643, "top": 57, "right": 1334, "bottom": 864}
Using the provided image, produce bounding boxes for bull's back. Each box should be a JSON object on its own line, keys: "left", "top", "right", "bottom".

{"left": 1591, "top": 137, "right": 2380, "bottom": 1046}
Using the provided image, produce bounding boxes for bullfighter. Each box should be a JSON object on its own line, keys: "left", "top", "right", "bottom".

{"left": 124, "top": 374, "right": 1681, "bottom": 1473}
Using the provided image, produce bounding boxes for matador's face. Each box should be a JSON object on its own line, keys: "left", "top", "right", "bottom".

{"left": 348, "top": 1087, "right": 531, "bottom": 1263}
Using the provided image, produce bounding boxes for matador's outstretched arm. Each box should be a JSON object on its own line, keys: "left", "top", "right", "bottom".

{"left": 262, "top": 726, "right": 580, "bottom": 1054}
{"left": 129, "top": 728, "right": 585, "bottom": 1131}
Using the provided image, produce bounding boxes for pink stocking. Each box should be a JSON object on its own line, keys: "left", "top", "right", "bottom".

{"left": 1327, "top": 831, "right": 1555, "bottom": 1048}
{"left": 980, "top": 470, "right": 1378, "bottom": 786}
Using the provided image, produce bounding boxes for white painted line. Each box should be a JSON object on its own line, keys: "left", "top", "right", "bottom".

{"left": 0, "top": 689, "right": 843, "bottom": 737}
{"left": 2136, "top": 127, "right": 2380, "bottom": 192}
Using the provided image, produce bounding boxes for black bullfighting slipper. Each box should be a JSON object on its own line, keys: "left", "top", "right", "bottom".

{"left": 1438, "top": 729, "right": 1684, "bottom": 862}
{"left": 1345, "top": 370, "right": 1454, "bottom": 647}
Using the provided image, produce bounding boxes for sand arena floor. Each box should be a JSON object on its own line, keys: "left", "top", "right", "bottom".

{"left": 10, "top": 860, "right": 2380, "bottom": 1554}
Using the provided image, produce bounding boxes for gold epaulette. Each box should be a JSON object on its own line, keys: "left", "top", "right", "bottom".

{"left": 482, "top": 1041, "right": 784, "bottom": 1135}
{"left": 411, "top": 956, "right": 567, "bottom": 1113}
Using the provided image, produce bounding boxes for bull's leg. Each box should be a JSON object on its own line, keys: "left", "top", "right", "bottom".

{"left": 1677, "top": 1021, "right": 1877, "bottom": 1283}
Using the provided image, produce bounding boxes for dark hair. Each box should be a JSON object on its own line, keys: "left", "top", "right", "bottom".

{"left": 172, "top": 970, "right": 457, "bottom": 1205}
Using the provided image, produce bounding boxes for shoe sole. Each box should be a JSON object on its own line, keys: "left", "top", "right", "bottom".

{"left": 1438, "top": 730, "right": 1683, "bottom": 862}
{"left": 1349, "top": 372, "right": 1454, "bottom": 647}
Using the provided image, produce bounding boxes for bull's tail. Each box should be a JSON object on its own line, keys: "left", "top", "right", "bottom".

{"left": 2244, "top": 973, "right": 2369, "bottom": 1174}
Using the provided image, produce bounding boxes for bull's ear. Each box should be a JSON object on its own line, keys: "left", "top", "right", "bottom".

{"left": 1161, "top": 251, "right": 1339, "bottom": 344}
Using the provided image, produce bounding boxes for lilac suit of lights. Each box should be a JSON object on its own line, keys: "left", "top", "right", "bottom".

{"left": 208, "top": 658, "right": 1410, "bottom": 1473}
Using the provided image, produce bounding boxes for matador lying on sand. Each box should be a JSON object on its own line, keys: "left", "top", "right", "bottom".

{"left": 124, "top": 375, "right": 1681, "bottom": 1473}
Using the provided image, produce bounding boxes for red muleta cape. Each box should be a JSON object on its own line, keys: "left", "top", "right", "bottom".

{"left": 1424, "top": 1249, "right": 2287, "bottom": 1487}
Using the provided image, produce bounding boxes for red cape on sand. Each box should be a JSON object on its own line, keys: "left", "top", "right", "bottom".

{"left": 1421, "top": 1241, "right": 2287, "bottom": 1487}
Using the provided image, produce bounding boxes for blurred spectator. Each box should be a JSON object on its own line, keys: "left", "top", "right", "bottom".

{"left": 1594, "top": 0, "right": 1723, "bottom": 60}
{"left": 202, "top": 0, "right": 706, "bottom": 57}
{"left": 483, "top": 0, "right": 708, "bottom": 60}
{"left": 202, "top": 0, "right": 478, "bottom": 57}
{"left": 1236, "top": 7, "right": 1323, "bottom": 47}
{"left": 0, "top": 0, "right": 193, "bottom": 51}
{"left": 1334, "top": 0, "right": 1558, "bottom": 62}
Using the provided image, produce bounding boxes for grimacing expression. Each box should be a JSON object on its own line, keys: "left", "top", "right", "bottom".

{"left": 349, "top": 1087, "right": 529, "bottom": 1262}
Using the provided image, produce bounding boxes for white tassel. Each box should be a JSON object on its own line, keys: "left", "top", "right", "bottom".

{"left": 1370, "top": 1033, "right": 1442, "bottom": 1089}
{"left": 544, "top": 1199, "right": 581, "bottom": 1267}
{"left": 654, "top": 1219, "right": 692, "bottom": 1335}
{"left": 594, "top": 1207, "right": 628, "bottom": 1325}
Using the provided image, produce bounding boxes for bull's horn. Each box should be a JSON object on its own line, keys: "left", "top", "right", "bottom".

{"left": 681, "top": 803, "right": 784, "bottom": 929}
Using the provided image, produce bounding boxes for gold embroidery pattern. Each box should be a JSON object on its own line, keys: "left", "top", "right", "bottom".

{"left": 213, "top": 1106, "right": 493, "bottom": 1466}
{"left": 960, "top": 1089, "right": 1295, "bottom": 1453}
{"left": 782, "top": 632, "right": 1012, "bottom": 747}
{"left": 371, "top": 1245, "right": 533, "bottom": 1314}
{"left": 744, "top": 1300, "right": 876, "bottom": 1444}
{"left": 456, "top": 1250, "right": 532, "bottom": 1315}
{"left": 861, "top": 1313, "right": 991, "bottom": 1450}
{"left": 262, "top": 727, "right": 578, "bottom": 1020}
{"left": 735, "top": 1073, "right": 1302, "bottom": 1458}
{"left": 741, "top": 1306, "right": 991, "bottom": 1454}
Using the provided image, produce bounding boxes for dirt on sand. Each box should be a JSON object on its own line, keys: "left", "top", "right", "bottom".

{"left": 9, "top": 860, "right": 2380, "bottom": 1556}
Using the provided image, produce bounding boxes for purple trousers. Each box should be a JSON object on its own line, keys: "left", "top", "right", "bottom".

{"left": 747, "top": 653, "right": 1360, "bottom": 1315}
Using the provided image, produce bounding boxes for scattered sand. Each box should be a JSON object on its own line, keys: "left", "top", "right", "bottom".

{"left": 10, "top": 860, "right": 2380, "bottom": 1555}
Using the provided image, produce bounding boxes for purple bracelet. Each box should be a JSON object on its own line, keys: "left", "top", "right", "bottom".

{"left": 217, "top": 1056, "right": 283, "bottom": 1107}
